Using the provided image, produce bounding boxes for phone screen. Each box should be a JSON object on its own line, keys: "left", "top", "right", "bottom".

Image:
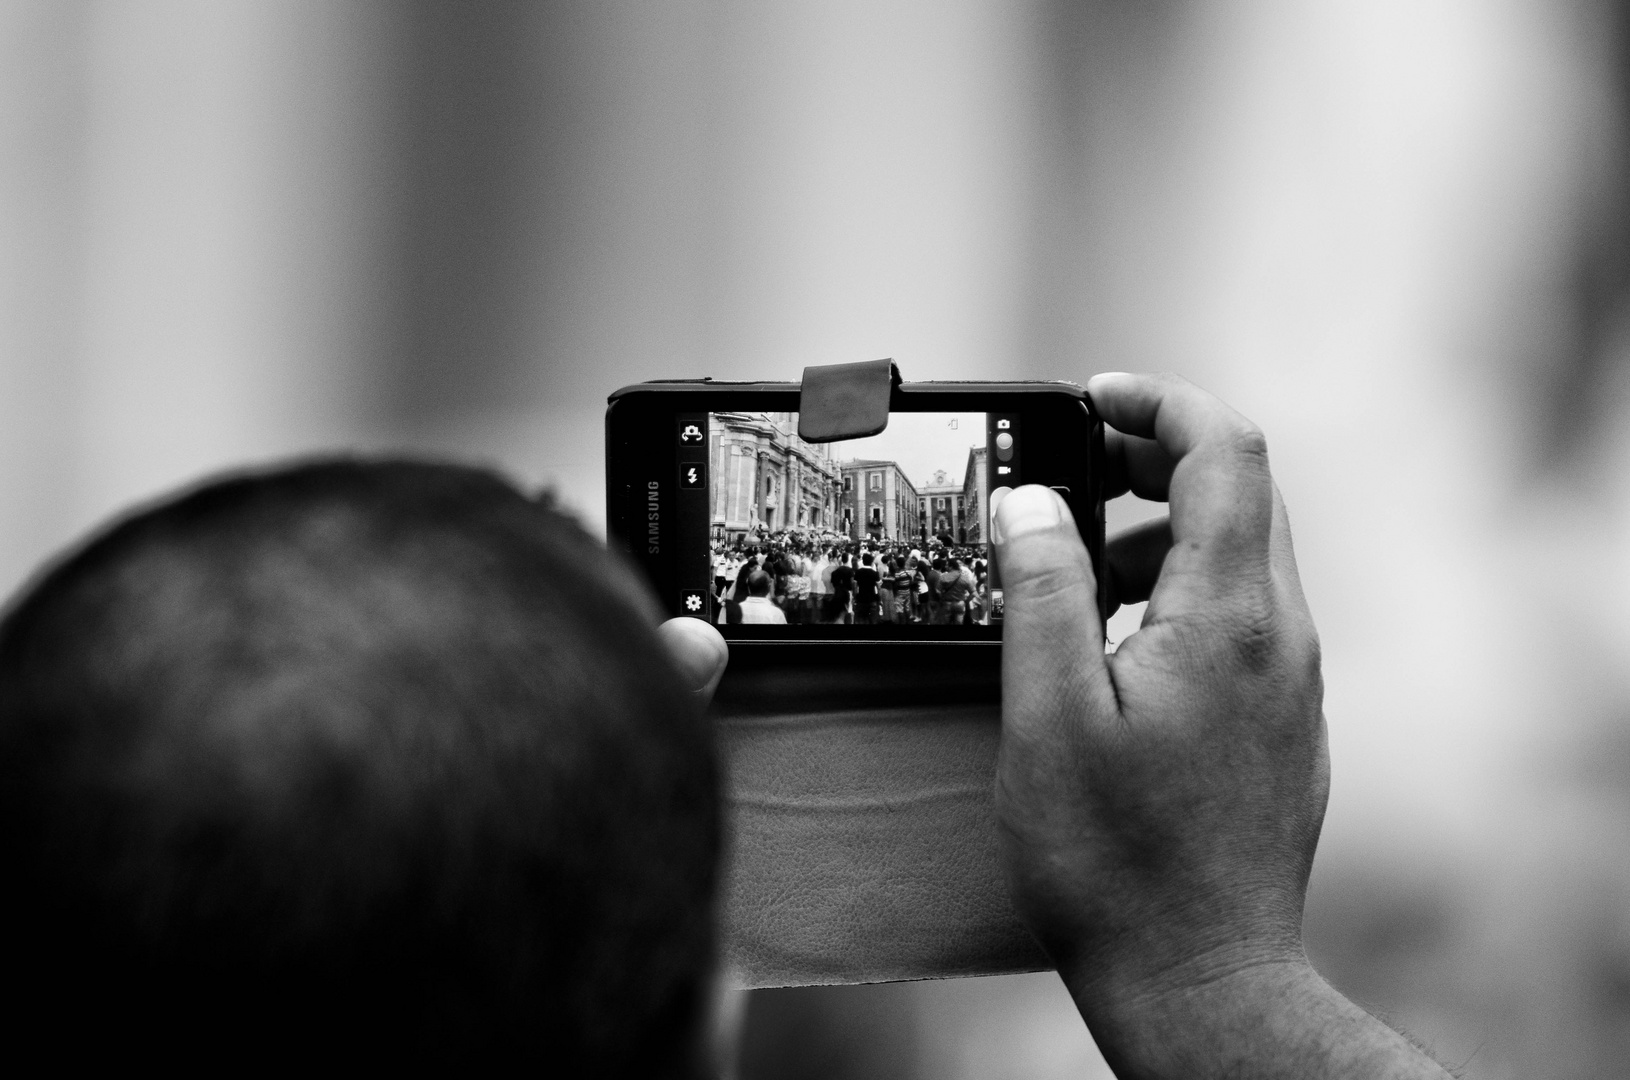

{"left": 608, "top": 382, "right": 1101, "bottom": 645}
{"left": 671, "top": 409, "right": 1024, "bottom": 637}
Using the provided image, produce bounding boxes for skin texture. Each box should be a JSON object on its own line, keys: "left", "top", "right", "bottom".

{"left": 991, "top": 372, "right": 1452, "bottom": 1079}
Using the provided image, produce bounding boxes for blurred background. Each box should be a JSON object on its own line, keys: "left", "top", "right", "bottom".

{"left": 5, "top": 1, "right": 1630, "bottom": 1075}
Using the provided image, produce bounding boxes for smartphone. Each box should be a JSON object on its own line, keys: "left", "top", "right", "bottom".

{"left": 605, "top": 379, "right": 1105, "bottom": 656}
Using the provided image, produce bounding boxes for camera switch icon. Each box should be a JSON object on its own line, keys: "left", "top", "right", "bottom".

{"left": 679, "top": 423, "right": 704, "bottom": 444}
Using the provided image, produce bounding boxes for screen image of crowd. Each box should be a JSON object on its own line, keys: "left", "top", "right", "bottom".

{"left": 712, "top": 537, "right": 989, "bottom": 626}
{"left": 704, "top": 410, "right": 991, "bottom": 626}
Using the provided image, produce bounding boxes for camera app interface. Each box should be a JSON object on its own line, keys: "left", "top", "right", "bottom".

{"left": 672, "top": 410, "right": 1021, "bottom": 632}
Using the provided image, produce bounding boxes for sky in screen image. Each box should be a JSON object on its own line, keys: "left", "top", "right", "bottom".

{"left": 826, "top": 412, "right": 985, "bottom": 489}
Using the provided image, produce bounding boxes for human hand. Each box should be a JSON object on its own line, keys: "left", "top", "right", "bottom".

{"left": 994, "top": 374, "right": 1453, "bottom": 1078}
{"left": 657, "top": 617, "right": 729, "bottom": 708}
{"left": 995, "top": 373, "right": 1330, "bottom": 1056}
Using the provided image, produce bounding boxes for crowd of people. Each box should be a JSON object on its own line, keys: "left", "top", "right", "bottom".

{"left": 711, "top": 532, "right": 989, "bottom": 626}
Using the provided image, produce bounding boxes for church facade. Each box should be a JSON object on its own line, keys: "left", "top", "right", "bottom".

{"left": 709, "top": 412, "right": 841, "bottom": 539}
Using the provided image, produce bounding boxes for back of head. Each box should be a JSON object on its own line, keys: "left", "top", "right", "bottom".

{"left": 0, "top": 460, "right": 718, "bottom": 1072}
{"left": 747, "top": 570, "right": 772, "bottom": 597}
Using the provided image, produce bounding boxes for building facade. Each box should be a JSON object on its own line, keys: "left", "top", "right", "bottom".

{"left": 913, "top": 445, "right": 988, "bottom": 545}
{"left": 961, "top": 445, "right": 988, "bottom": 545}
{"left": 710, "top": 412, "right": 840, "bottom": 539}
{"left": 836, "top": 460, "right": 919, "bottom": 541}
{"left": 917, "top": 469, "right": 966, "bottom": 543}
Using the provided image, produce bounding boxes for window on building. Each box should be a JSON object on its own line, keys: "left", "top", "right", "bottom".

{"left": 870, "top": 506, "right": 882, "bottom": 524}
{"left": 869, "top": 472, "right": 882, "bottom": 491}
{"left": 843, "top": 476, "right": 852, "bottom": 492}
{"left": 937, "top": 498, "right": 946, "bottom": 511}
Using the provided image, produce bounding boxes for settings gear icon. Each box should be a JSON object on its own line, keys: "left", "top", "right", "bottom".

{"left": 683, "top": 591, "right": 705, "bottom": 613}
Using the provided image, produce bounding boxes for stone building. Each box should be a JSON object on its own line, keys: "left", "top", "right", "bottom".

{"left": 913, "top": 445, "right": 988, "bottom": 545}
{"left": 917, "top": 469, "right": 966, "bottom": 543}
{"left": 836, "top": 460, "right": 919, "bottom": 541}
{"left": 961, "top": 445, "right": 988, "bottom": 545}
{"left": 709, "top": 412, "right": 840, "bottom": 540}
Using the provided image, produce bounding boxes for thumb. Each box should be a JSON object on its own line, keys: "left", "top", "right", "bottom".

{"left": 995, "top": 486, "right": 1116, "bottom": 733}
{"left": 657, "top": 617, "right": 730, "bottom": 708}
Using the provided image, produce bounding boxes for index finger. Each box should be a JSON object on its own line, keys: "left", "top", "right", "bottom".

{"left": 1087, "top": 372, "right": 1274, "bottom": 609}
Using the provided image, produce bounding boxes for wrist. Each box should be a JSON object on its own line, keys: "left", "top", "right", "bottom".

{"left": 1061, "top": 935, "right": 1311, "bottom": 1049}
{"left": 1038, "top": 887, "right": 1310, "bottom": 1023}
{"left": 1070, "top": 958, "right": 1322, "bottom": 1078}
{"left": 1061, "top": 955, "right": 1450, "bottom": 1080}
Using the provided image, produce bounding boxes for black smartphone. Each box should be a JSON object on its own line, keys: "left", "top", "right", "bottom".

{"left": 605, "top": 379, "right": 1105, "bottom": 657}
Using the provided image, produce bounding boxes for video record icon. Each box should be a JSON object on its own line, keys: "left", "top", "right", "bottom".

{"left": 681, "top": 590, "right": 707, "bottom": 616}
{"left": 680, "top": 463, "right": 705, "bottom": 489}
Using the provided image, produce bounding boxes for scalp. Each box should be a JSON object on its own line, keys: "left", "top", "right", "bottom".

{"left": 0, "top": 459, "right": 718, "bottom": 1069}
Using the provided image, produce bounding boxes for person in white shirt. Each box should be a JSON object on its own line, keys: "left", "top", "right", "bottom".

{"left": 713, "top": 554, "right": 734, "bottom": 604}
{"left": 809, "top": 548, "right": 830, "bottom": 622}
{"left": 736, "top": 571, "right": 787, "bottom": 624}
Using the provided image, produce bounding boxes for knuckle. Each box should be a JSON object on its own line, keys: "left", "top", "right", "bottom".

{"left": 1183, "top": 588, "right": 1281, "bottom": 676}
{"left": 1229, "top": 595, "right": 1324, "bottom": 694}
{"left": 1301, "top": 623, "right": 1323, "bottom": 680}
{"left": 1231, "top": 603, "right": 1279, "bottom": 675}
{"left": 1227, "top": 421, "right": 1269, "bottom": 463}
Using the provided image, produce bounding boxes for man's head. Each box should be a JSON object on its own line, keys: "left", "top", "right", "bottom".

{"left": 0, "top": 460, "right": 719, "bottom": 1071}
{"left": 747, "top": 570, "right": 772, "bottom": 597}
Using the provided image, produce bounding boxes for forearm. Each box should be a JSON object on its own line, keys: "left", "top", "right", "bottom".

{"left": 1067, "top": 960, "right": 1455, "bottom": 1080}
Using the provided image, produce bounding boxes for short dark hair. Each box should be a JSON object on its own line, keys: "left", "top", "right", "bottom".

{"left": 0, "top": 460, "right": 719, "bottom": 1072}
{"left": 747, "top": 570, "right": 772, "bottom": 597}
